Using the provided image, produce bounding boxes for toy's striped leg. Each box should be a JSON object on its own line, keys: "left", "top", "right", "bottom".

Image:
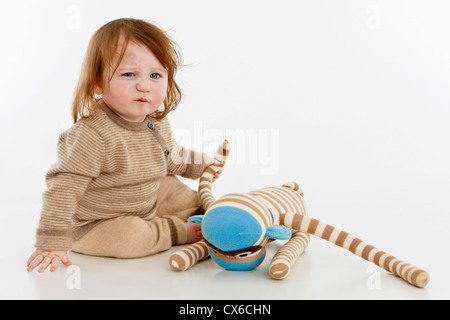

{"left": 269, "top": 232, "right": 311, "bottom": 279}
{"left": 280, "top": 213, "right": 430, "bottom": 288}
{"left": 169, "top": 240, "right": 210, "bottom": 271}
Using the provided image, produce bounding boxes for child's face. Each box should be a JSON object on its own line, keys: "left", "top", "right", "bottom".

{"left": 99, "top": 41, "right": 168, "bottom": 122}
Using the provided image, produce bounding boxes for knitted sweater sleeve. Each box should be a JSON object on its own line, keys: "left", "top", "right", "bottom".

{"left": 161, "top": 118, "right": 206, "bottom": 180}
{"left": 35, "top": 123, "right": 104, "bottom": 251}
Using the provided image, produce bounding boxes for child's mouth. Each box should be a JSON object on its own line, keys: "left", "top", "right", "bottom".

{"left": 136, "top": 98, "right": 148, "bottom": 103}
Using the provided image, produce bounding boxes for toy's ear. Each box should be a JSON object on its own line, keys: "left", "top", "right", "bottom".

{"left": 187, "top": 215, "right": 204, "bottom": 224}
{"left": 265, "top": 225, "right": 291, "bottom": 240}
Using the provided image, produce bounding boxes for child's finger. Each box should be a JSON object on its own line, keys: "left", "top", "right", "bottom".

{"left": 38, "top": 256, "right": 52, "bottom": 273}
{"left": 61, "top": 255, "right": 72, "bottom": 266}
{"left": 27, "top": 251, "right": 39, "bottom": 266}
{"left": 50, "top": 257, "right": 61, "bottom": 272}
{"left": 27, "top": 255, "right": 44, "bottom": 272}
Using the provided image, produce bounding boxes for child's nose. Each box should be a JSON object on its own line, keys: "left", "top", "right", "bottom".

{"left": 136, "top": 79, "right": 151, "bottom": 93}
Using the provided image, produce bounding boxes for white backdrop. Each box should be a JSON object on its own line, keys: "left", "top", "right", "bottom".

{"left": 0, "top": 0, "right": 449, "bottom": 298}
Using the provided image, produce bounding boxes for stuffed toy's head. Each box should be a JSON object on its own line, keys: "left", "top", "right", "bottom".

{"left": 190, "top": 193, "right": 291, "bottom": 271}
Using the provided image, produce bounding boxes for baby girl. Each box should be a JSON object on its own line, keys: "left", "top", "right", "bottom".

{"left": 27, "top": 18, "right": 221, "bottom": 273}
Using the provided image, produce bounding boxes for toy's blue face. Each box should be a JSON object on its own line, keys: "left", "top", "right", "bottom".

{"left": 188, "top": 203, "right": 291, "bottom": 271}
{"left": 201, "top": 206, "right": 266, "bottom": 271}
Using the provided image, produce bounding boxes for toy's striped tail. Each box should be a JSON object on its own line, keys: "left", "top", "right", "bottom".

{"left": 198, "top": 140, "right": 230, "bottom": 211}
{"left": 280, "top": 213, "right": 430, "bottom": 288}
{"left": 169, "top": 240, "right": 210, "bottom": 271}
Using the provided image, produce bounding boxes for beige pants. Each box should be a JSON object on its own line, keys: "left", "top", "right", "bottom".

{"left": 72, "top": 176, "right": 202, "bottom": 258}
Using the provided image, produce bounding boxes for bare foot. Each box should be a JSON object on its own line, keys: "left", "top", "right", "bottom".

{"left": 185, "top": 222, "right": 202, "bottom": 243}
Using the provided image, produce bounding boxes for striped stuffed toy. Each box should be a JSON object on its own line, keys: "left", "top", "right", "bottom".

{"left": 169, "top": 141, "right": 429, "bottom": 288}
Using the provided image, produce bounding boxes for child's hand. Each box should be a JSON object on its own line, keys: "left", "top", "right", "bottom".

{"left": 204, "top": 156, "right": 222, "bottom": 182}
{"left": 27, "top": 249, "right": 72, "bottom": 273}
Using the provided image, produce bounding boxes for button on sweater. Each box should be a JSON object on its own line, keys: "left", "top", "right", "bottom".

{"left": 35, "top": 101, "right": 206, "bottom": 251}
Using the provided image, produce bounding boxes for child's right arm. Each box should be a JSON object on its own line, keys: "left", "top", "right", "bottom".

{"left": 30, "top": 123, "right": 104, "bottom": 272}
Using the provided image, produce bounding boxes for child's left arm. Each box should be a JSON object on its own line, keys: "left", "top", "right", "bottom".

{"left": 160, "top": 118, "right": 222, "bottom": 181}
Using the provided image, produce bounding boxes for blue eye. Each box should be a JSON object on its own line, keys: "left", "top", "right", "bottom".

{"left": 150, "top": 73, "right": 160, "bottom": 79}
{"left": 122, "top": 72, "right": 135, "bottom": 77}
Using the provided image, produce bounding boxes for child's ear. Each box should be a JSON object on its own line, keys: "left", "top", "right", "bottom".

{"left": 94, "top": 83, "right": 103, "bottom": 96}
{"left": 94, "top": 78, "right": 103, "bottom": 96}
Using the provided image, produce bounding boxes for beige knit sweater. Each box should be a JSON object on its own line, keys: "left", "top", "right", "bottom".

{"left": 35, "top": 101, "right": 206, "bottom": 251}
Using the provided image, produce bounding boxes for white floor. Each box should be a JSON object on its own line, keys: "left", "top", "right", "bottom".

{"left": 1, "top": 202, "right": 449, "bottom": 300}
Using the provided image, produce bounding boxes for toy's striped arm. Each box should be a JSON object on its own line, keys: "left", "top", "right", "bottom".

{"left": 170, "top": 141, "right": 229, "bottom": 272}
{"left": 169, "top": 240, "right": 210, "bottom": 271}
{"left": 269, "top": 231, "right": 311, "bottom": 280}
{"left": 198, "top": 140, "right": 230, "bottom": 211}
{"left": 280, "top": 213, "right": 430, "bottom": 288}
